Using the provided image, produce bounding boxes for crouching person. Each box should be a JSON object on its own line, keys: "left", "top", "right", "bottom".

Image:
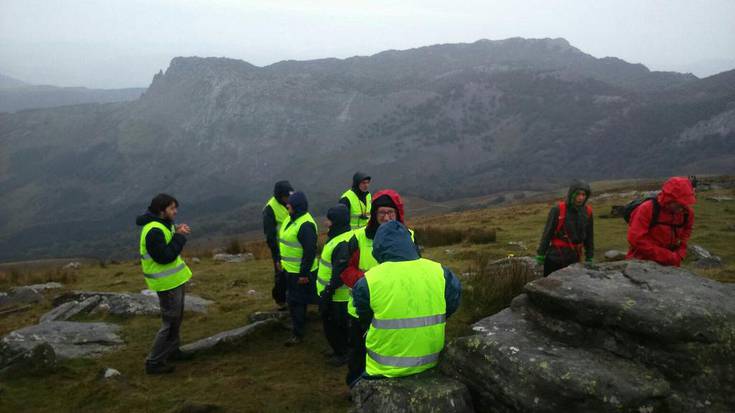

{"left": 137, "top": 193, "right": 193, "bottom": 375}
{"left": 352, "top": 221, "right": 461, "bottom": 381}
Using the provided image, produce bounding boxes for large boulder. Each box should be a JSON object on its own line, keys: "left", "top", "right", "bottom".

{"left": 1, "top": 321, "right": 123, "bottom": 360}
{"left": 50, "top": 291, "right": 213, "bottom": 317}
{"left": 443, "top": 261, "right": 735, "bottom": 412}
{"left": 0, "top": 342, "right": 57, "bottom": 378}
{"left": 351, "top": 370, "right": 474, "bottom": 413}
{"left": 179, "top": 319, "right": 279, "bottom": 355}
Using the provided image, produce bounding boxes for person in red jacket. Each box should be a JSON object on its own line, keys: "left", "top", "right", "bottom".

{"left": 626, "top": 177, "right": 695, "bottom": 266}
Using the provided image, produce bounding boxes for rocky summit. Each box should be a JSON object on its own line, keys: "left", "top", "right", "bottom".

{"left": 443, "top": 260, "right": 735, "bottom": 412}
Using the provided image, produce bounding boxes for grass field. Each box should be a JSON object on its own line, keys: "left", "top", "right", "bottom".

{"left": 1, "top": 178, "right": 733, "bottom": 412}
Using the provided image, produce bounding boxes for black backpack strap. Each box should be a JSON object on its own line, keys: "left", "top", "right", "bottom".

{"left": 649, "top": 198, "right": 660, "bottom": 230}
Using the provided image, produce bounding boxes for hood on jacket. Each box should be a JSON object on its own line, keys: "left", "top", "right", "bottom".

{"left": 566, "top": 179, "right": 591, "bottom": 207}
{"left": 135, "top": 211, "right": 171, "bottom": 227}
{"left": 351, "top": 172, "right": 371, "bottom": 192}
{"left": 327, "top": 204, "right": 351, "bottom": 238}
{"left": 273, "top": 180, "right": 294, "bottom": 201}
{"left": 365, "top": 189, "right": 406, "bottom": 237}
{"left": 372, "top": 220, "right": 419, "bottom": 263}
{"left": 288, "top": 191, "right": 309, "bottom": 215}
{"left": 658, "top": 177, "right": 696, "bottom": 206}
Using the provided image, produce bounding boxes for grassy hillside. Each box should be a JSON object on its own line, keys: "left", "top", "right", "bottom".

{"left": 1, "top": 179, "right": 733, "bottom": 412}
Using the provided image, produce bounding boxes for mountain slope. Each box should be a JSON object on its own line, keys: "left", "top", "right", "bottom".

{"left": 0, "top": 38, "right": 733, "bottom": 261}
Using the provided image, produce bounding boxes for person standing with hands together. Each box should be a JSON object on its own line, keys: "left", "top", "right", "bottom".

{"left": 136, "top": 193, "right": 194, "bottom": 375}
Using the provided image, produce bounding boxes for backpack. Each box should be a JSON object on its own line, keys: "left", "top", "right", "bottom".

{"left": 623, "top": 197, "right": 688, "bottom": 229}
{"left": 555, "top": 202, "right": 592, "bottom": 239}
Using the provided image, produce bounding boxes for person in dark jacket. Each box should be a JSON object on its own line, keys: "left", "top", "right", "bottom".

{"left": 263, "top": 180, "right": 294, "bottom": 309}
{"left": 280, "top": 191, "right": 319, "bottom": 346}
{"left": 352, "top": 221, "right": 461, "bottom": 382}
{"left": 627, "top": 177, "right": 695, "bottom": 266}
{"left": 536, "top": 180, "right": 594, "bottom": 277}
{"left": 339, "top": 172, "right": 372, "bottom": 230}
{"left": 136, "top": 193, "right": 193, "bottom": 375}
{"left": 317, "top": 204, "right": 353, "bottom": 366}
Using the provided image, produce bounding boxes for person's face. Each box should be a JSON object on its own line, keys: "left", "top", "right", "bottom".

{"left": 359, "top": 179, "right": 370, "bottom": 193}
{"left": 574, "top": 191, "right": 587, "bottom": 206}
{"left": 162, "top": 203, "right": 178, "bottom": 221}
{"left": 666, "top": 202, "right": 684, "bottom": 214}
{"left": 325, "top": 218, "right": 333, "bottom": 229}
{"left": 376, "top": 206, "right": 397, "bottom": 224}
{"left": 287, "top": 204, "right": 294, "bottom": 214}
{"left": 279, "top": 194, "right": 290, "bottom": 204}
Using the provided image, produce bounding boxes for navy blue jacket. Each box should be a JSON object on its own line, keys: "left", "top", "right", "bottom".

{"left": 353, "top": 221, "right": 461, "bottom": 324}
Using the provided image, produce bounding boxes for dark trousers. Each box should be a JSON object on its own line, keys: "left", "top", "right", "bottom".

{"left": 543, "top": 254, "right": 580, "bottom": 277}
{"left": 288, "top": 301, "right": 307, "bottom": 338}
{"left": 272, "top": 268, "right": 287, "bottom": 305}
{"left": 322, "top": 301, "right": 349, "bottom": 356}
{"left": 346, "top": 315, "right": 367, "bottom": 386}
{"left": 146, "top": 283, "right": 185, "bottom": 365}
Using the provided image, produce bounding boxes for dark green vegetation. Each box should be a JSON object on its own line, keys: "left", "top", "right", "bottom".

{"left": 1, "top": 180, "right": 732, "bottom": 412}
{"left": 1, "top": 38, "right": 734, "bottom": 261}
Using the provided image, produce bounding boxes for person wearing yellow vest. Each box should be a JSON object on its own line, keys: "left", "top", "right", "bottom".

{"left": 136, "top": 193, "right": 194, "bottom": 375}
{"left": 353, "top": 221, "right": 461, "bottom": 382}
{"left": 339, "top": 172, "right": 371, "bottom": 230}
{"left": 317, "top": 204, "right": 353, "bottom": 366}
{"left": 279, "top": 191, "right": 319, "bottom": 346}
{"left": 263, "top": 180, "right": 294, "bottom": 309}
{"left": 339, "top": 189, "right": 421, "bottom": 386}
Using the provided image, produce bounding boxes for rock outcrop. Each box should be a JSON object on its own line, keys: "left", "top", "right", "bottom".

{"left": 1, "top": 321, "right": 123, "bottom": 361}
{"left": 351, "top": 370, "right": 474, "bottom": 413}
{"left": 443, "top": 260, "right": 735, "bottom": 412}
{"left": 49, "top": 291, "right": 213, "bottom": 318}
{"left": 180, "top": 319, "right": 279, "bottom": 355}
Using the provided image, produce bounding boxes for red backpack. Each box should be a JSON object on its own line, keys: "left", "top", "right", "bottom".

{"left": 550, "top": 202, "right": 592, "bottom": 249}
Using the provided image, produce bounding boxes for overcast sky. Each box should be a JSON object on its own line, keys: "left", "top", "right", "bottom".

{"left": 1, "top": 0, "right": 734, "bottom": 88}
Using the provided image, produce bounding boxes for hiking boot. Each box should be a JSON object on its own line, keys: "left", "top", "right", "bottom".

{"left": 169, "top": 349, "right": 194, "bottom": 362}
{"left": 284, "top": 336, "right": 303, "bottom": 347}
{"left": 145, "top": 363, "right": 175, "bottom": 375}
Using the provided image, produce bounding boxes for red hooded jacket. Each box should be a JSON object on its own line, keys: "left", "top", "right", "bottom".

{"left": 340, "top": 189, "right": 406, "bottom": 288}
{"left": 626, "top": 177, "right": 695, "bottom": 266}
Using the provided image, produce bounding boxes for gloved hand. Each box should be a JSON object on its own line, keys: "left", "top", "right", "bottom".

{"left": 535, "top": 255, "right": 545, "bottom": 265}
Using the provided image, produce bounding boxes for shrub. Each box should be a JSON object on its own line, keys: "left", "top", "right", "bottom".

{"left": 226, "top": 238, "right": 242, "bottom": 255}
{"left": 459, "top": 253, "right": 539, "bottom": 323}
{"left": 466, "top": 228, "right": 497, "bottom": 244}
{"left": 414, "top": 226, "right": 465, "bottom": 247}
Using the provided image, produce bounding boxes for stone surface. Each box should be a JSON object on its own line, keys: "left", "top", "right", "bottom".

{"left": 15, "top": 282, "right": 63, "bottom": 293}
{"left": 694, "top": 256, "right": 723, "bottom": 269}
{"left": 212, "top": 253, "right": 254, "bottom": 263}
{"left": 248, "top": 310, "right": 289, "bottom": 323}
{"left": 53, "top": 291, "right": 213, "bottom": 316}
{"left": 1, "top": 321, "right": 123, "bottom": 360}
{"left": 0, "top": 286, "right": 43, "bottom": 308}
{"left": 706, "top": 196, "right": 734, "bottom": 202}
{"left": 444, "top": 261, "right": 735, "bottom": 412}
{"left": 603, "top": 249, "right": 626, "bottom": 261}
{"left": 40, "top": 295, "right": 102, "bottom": 323}
{"left": 0, "top": 342, "right": 56, "bottom": 378}
{"left": 63, "top": 262, "right": 82, "bottom": 270}
{"left": 688, "top": 244, "right": 714, "bottom": 260}
{"left": 351, "top": 370, "right": 474, "bottom": 413}
{"left": 180, "top": 319, "right": 278, "bottom": 355}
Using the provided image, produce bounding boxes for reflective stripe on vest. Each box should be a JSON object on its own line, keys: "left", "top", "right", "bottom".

{"left": 341, "top": 190, "right": 371, "bottom": 230}
{"left": 316, "top": 230, "right": 353, "bottom": 302}
{"left": 278, "top": 213, "right": 319, "bottom": 273}
{"left": 364, "top": 258, "right": 446, "bottom": 377}
{"left": 366, "top": 349, "right": 441, "bottom": 368}
{"left": 347, "top": 227, "right": 415, "bottom": 317}
{"left": 139, "top": 221, "right": 192, "bottom": 292}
